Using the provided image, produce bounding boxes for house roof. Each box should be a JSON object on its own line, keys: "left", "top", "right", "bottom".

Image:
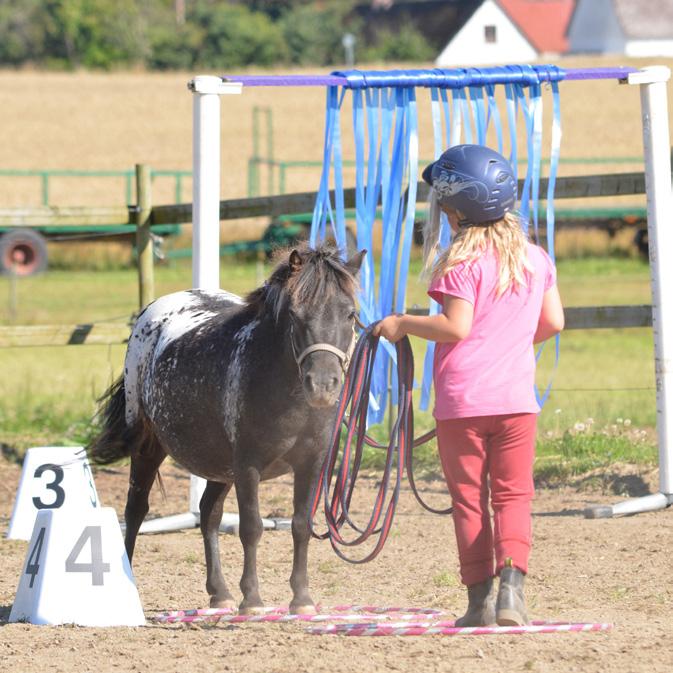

{"left": 497, "top": 0, "right": 575, "bottom": 53}
{"left": 613, "top": 0, "right": 673, "bottom": 39}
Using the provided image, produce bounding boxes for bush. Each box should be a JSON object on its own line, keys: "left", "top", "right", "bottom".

{"left": 47, "top": 0, "right": 150, "bottom": 69}
{"left": 0, "top": 0, "right": 51, "bottom": 65}
{"left": 192, "top": 2, "right": 288, "bottom": 68}
{"left": 147, "top": 22, "right": 203, "bottom": 70}
{"left": 280, "top": 3, "right": 354, "bottom": 66}
{"left": 0, "top": 0, "right": 432, "bottom": 70}
{"left": 363, "top": 25, "right": 435, "bottom": 63}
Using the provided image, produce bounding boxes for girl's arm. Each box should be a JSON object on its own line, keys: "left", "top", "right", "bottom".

{"left": 534, "top": 284, "right": 564, "bottom": 343}
{"left": 373, "top": 295, "right": 474, "bottom": 343}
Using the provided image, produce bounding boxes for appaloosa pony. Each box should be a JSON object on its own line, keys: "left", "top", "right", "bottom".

{"left": 89, "top": 245, "right": 364, "bottom": 614}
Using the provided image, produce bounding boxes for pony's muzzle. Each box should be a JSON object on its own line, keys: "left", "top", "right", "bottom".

{"left": 302, "top": 365, "right": 341, "bottom": 408}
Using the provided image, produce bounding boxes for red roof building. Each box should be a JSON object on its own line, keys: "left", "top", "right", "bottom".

{"left": 435, "top": 0, "right": 575, "bottom": 66}
{"left": 497, "top": 0, "right": 575, "bottom": 54}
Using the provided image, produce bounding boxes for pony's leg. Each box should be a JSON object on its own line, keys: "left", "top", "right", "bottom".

{"left": 289, "top": 460, "right": 320, "bottom": 614}
{"left": 200, "top": 480, "right": 236, "bottom": 609}
{"left": 124, "top": 446, "right": 167, "bottom": 563}
{"left": 235, "top": 464, "right": 265, "bottom": 614}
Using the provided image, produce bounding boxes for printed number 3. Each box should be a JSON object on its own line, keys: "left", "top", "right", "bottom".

{"left": 32, "top": 463, "right": 65, "bottom": 509}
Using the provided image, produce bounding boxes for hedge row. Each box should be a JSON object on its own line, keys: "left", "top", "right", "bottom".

{"left": 0, "top": 0, "right": 434, "bottom": 70}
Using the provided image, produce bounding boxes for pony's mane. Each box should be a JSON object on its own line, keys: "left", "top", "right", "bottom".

{"left": 245, "top": 244, "right": 357, "bottom": 320}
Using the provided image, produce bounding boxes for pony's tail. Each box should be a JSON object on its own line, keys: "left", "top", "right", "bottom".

{"left": 87, "top": 377, "right": 134, "bottom": 465}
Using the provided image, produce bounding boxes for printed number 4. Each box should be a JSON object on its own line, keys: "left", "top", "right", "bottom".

{"left": 25, "top": 526, "right": 111, "bottom": 588}
{"left": 26, "top": 527, "right": 46, "bottom": 588}
{"left": 64, "top": 526, "right": 110, "bottom": 586}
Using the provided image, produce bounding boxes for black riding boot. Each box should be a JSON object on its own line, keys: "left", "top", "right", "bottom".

{"left": 496, "top": 559, "right": 529, "bottom": 626}
{"left": 455, "top": 577, "right": 496, "bottom": 627}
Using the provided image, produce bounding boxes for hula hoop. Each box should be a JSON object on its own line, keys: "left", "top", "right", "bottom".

{"left": 152, "top": 604, "right": 442, "bottom": 624}
{"left": 307, "top": 621, "right": 613, "bottom": 636}
{"left": 151, "top": 606, "right": 612, "bottom": 636}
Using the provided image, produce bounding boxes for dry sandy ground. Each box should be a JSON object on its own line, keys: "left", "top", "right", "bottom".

{"left": 0, "top": 457, "right": 671, "bottom": 673}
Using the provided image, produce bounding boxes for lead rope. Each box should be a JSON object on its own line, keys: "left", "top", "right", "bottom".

{"left": 309, "top": 324, "right": 452, "bottom": 564}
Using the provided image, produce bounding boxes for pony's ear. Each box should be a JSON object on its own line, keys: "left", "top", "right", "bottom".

{"left": 346, "top": 249, "right": 367, "bottom": 275}
{"left": 289, "top": 249, "right": 303, "bottom": 274}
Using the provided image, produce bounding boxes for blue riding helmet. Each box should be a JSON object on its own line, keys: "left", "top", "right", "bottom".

{"left": 422, "top": 144, "right": 517, "bottom": 226}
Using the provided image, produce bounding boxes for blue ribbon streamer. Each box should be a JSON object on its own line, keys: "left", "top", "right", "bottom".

{"left": 534, "top": 79, "right": 563, "bottom": 407}
{"left": 312, "top": 67, "right": 566, "bottom": 423}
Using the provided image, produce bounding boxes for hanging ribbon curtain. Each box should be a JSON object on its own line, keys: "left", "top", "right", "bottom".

{"left": 311, "top": 66, "right": 565, "bottom": 424}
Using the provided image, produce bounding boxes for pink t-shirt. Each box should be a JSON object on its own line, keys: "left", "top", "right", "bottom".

{"left": 428, "top": 242, "right": 556, "bottom": 420}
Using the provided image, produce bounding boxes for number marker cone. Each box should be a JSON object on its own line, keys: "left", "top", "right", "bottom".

{"left": 7, "top": 446, "right": 99, "bottom": 540}
{"left": 9, "top": 508, "right": 145, "bottom": 626}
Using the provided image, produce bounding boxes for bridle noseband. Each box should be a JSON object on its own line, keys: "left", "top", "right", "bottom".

{"left": 290, "top": 322, "right": 357, "bottom": 376}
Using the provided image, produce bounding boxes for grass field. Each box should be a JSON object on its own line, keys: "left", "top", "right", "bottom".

{"left": 0, "top": 253, "right": 658, "bottom": 481}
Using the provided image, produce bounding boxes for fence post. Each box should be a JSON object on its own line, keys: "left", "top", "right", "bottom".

{"left": 135, "top": 164, "right": 154, "bottom": 310}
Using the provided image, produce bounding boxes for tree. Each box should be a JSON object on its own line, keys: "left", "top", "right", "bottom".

{"left": 280, "top": 2, "right": 356, "bottom": 66}
{"left": 0, "top": 0, "right": 51, "bottom": 65}
{"left": 191, "top": 2, "right": 288, "bottom": 68}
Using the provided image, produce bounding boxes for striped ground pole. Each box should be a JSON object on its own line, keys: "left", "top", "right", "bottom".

{"left": 307, "top": 621, "right": 613, "bottom": 636}
{"left": 151, "top": 606, "right": 612, "bottom": 635}
{"left": 152, "top": 605, "right": 443, "bottom": 625}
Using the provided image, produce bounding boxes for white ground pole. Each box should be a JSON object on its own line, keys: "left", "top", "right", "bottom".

{"left": 139, "top": 76, "right": 288, "bottom": 534}
{"left": 586, "top": 66, "right": 673, "bottom": 518}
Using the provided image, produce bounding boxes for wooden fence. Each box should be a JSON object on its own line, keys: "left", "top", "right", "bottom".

{"left": 0, "top": 168, "right": 654, "bottom": 348}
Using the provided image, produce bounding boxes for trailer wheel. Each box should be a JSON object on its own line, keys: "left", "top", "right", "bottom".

{"left": 0, "top": 229, "right": 49, "bottom": 276}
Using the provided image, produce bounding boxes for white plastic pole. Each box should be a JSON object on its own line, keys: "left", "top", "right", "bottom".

{"left": 138, "top": 76, "right": 289, "bottom": 534}
{"left": 586, "top": 66, "right": 673, "bottom": 517}
{"left": 191, "top": 75, "right": 242, "bottom": 289}
{"left": 634, "top": 67, "right": 673, "bottom": 499}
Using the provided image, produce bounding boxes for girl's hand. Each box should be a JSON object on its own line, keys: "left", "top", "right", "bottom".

{"left": 373, "top": 314, "right": 406, "bottom": 343}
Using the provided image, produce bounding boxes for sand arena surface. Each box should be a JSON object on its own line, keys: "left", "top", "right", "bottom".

{"left": 0, "top": 458, "right": 671, "bottom": 673}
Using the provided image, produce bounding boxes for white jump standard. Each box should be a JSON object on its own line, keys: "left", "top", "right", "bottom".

{"left": 190, "top": 65, "right": 673, "bottom": 518}
{"left": 585, "top": 66, "right": 673, "bottom": 517}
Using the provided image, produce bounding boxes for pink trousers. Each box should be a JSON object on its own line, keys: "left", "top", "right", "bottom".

{"left": 436, "top": 413, "right": 537, "bottom": 586}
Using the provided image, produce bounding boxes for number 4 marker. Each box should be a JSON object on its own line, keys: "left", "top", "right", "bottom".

{"left": 10, "top": 508, "right": 144, "bottom": 626}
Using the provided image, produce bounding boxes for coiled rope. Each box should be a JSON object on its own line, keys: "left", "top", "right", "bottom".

{"left": 309, "top": 325, "right": 451, "bottom": 564}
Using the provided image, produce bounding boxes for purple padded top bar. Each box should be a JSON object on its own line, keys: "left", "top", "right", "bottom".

{"left": 222, "top": 74, "right": 347, "bottom": 86}
{"left": 564, "top": 66, "right": 636, "bottom": 81}
{"left": 221, "top": 67, "right": 637, "bottom": 88}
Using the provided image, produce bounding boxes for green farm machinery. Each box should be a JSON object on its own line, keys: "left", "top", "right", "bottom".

{"left": 0, "top": 169, "right": 186, "bottom": 276}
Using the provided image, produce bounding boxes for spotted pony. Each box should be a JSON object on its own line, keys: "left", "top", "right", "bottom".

{"left": 88, "top": 245, "right": 364, "bottom": 614}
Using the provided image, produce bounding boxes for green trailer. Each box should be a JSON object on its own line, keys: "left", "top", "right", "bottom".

{"left": 0, "top": 169, "right": 185, "bottom": 276}
{"left": 270, "top": 205, "right": 649, "bottom": 257}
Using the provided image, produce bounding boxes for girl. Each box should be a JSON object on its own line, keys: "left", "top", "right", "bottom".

{"left": 374, "top": 144, "right": 564, "bottom": 626}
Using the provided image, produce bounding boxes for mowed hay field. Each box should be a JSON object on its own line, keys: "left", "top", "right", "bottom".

{"left": 0, "top": 55, "right": 671, "bottom": 236}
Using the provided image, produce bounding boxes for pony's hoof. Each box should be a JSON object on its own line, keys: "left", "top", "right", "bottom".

{"left": 210, "top": 597, "right": 237, "bottom": 611}
{"left": 238, "top": 604, "right": 266, "bottom": 616}
{"left": 290, "top": 604, "right": 317, "bottom": 615}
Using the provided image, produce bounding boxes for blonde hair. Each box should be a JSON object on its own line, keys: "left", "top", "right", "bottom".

{"left": 422, "top": 189, "right": 534, "bottom": 296}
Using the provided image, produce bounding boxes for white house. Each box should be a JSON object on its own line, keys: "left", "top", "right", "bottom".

{"left": 435, "top": 0, "right": 574, "bottom": 67}
{"left": 568, "top": 0, "right": 673, "bottom": 57}
{"left": 436, "top": 1, "right": 535, "bottom": 66}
